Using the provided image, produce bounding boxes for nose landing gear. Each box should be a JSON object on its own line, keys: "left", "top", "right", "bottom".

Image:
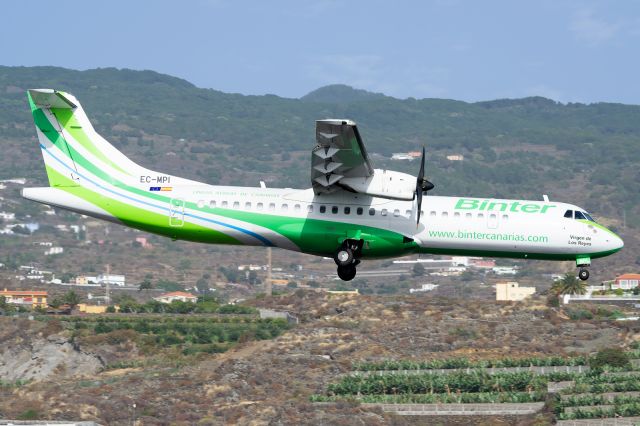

{"left": 576, "top": 255, "right": 591, "bottom": 281}
{"left": 578, "top": 268, "right": 590, "bottom": 281}
{"left": 334, "top": 239, "right": 363, "bottom": 281}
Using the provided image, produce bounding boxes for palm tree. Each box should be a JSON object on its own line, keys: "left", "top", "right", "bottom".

{"left": 559, "top": 272, "right": 587, "bottom": 295}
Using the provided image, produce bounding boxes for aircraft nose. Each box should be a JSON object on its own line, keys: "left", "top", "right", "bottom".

{"left": 613, "top": 234, "right": 624, "bottom": 251}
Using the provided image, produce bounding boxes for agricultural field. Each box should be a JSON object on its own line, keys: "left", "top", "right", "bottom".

{"left": 314, "top": 349, "right": 640, "bottom": 422}
{"left": 48, "top": 312, "right": 292, "bottom": 357}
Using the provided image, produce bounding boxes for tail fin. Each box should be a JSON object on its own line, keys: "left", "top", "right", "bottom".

{"left": 27, "top": 89, "right": 142, "bottom": 187}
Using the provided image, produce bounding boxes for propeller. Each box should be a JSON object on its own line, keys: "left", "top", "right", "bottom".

{"left": 415, "top": 147, "right": 435, "bottom": 226}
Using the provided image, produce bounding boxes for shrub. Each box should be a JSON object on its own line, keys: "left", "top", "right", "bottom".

{"left": 590, "top": 347, "right": 630, "bottom": 369}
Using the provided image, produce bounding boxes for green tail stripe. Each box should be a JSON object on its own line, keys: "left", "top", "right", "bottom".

{"left": 50, "top": 107, "right": 130, "bottom": 176}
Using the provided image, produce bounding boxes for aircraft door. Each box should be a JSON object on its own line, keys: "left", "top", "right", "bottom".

{"left": 169, "top": 198, "right": 185, "bottom": 227}
{"left": 487, "top": 212, "right": 499, "bottom": 229}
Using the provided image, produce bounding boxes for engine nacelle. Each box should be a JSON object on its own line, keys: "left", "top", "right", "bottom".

{"left": 340, "top": 169, "right": 416, "bottom": 201}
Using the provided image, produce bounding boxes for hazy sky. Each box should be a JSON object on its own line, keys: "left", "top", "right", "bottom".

{"left": 3, "top": 0, "right": 639, "bottom": 103}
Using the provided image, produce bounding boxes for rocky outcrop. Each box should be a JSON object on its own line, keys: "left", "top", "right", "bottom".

{"left": 0, "top": 320, "right": 104, "bottom": 383}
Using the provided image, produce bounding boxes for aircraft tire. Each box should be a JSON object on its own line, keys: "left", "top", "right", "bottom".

{"left": 334, "top": 248, "right": 354, "bottom": 266}
{"left": 337, "top": 264, "right": 357, "bottom": 281}
{"left": 578, "top": 268, "right": 589, "bottom": 281}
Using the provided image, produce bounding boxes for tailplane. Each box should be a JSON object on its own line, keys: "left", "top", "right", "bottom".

{"left": 27, "top": 89, "right": 143, "bottom": 188}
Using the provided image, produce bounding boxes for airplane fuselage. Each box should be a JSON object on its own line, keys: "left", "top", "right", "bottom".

{"left": 24, "top": 179, "right": 624, "bottom": 262}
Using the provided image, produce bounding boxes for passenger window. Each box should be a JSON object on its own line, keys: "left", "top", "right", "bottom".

{"left": 381, "top": 209, "right": 388, "bottom": 216}
{"left": 307, "top": 205, "right": 314, "bottom": 213}
{"left": 320, "top": 205, "right": 326, "bottom": 213}
{"left": 489, "top": 213, "right": 496, "bottom": 219}
{"left": 256, "top": 202, "right": 263, "bottom": 210}
{"left": 221, "top": 201, "right": 228, "bottom": 208}
{"left": 477, "top": 213, "right": 484, "bottom": 219}
{"left": 430, "top": 211, "right": 436, "bottom": 217}
{"left": 405, "top": 210, "right": 412, "bottom": 218}
{"left": 197, "top": 200, "right": 205, "bottom": 208}
{"left": 502, "top": 214, "right": 509, "bottom": 221}
{"left": 357, "top": 207, "right": 363, "bottom": 215}
{"left": 466, "top": 213, "right": 472, "bottom": 219}
{"left": 245, "top": 202, "right": 251, "bottom": 209}
{"left": 442, "top": 212, "right": 448, "bottom": 218}
{"left": 294, "top": 204, "right": 301, "bottom": 212}
{"left": 209, "top": 200, "right": 216, "bottom": 208}
{"left": 393, "top": 209, "right": 400, "bottom": 217}
{"left": 369, "top": 208, "right": 375, "bottom": 216}
{"left": 282, "top": 204, "right": 288, "bottom": 211}
{"left": 268, "top": 203, "right": 276, "bottom": 211}
{"left": 575, "top": 211, "right": 586, "bottom": 220}
{"left": 454, "top": 212, "right": 460, "bottom": 218}
{"left": 344, "top": 207, "right": 351, "bottom": 214}
{"left": 233, "top": 201, "right": 240, "bottom": 209}
{"left": 331, "top": 206, "right": 338, "bottom": 214}
{"left": 564, "top": 210, "right": 573, "bottom": 219}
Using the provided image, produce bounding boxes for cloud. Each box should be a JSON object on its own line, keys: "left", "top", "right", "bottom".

{"left": 569, "top": 8, "right": 621, "bottom": 46}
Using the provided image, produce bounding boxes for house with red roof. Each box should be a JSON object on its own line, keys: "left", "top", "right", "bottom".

{"left": 611, "top": 274, "right": 640, "bottom": 290}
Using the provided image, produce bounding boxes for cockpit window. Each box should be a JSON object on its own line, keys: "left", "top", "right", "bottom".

{"left": 575, "top": 211, "right": 586, "bottom": 220}
{"left": 564, "top": 210, "right": 573, "bottom": 219}
{"left": 583, "top": 212, "right": 596, "bottom": 222}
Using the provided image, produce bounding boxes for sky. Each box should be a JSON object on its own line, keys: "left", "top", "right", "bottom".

{"left": 2, "top": 0, "right": 640, "bottom": 104}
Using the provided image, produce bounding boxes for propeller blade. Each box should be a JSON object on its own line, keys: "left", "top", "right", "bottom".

{"left": 415, "top": 147, "right": 426, "bottom": 226}
{"left": 416, "top": 187, "right": 423, "bottom": 226}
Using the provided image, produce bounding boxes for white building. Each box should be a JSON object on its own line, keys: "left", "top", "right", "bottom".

{"left": 0, "top": 212, "right": 15, "bottom": 220}
{"left": 97, "top": 274, "right": 125, "bottom": 286}
{"left": 44, "top": 247, "right": 64, "bottom": 256}
{"left": 496, "top": 282, "right": 535, "bottom": 301}
{"left": 154, "top": 291, "right": 198, "bottom": 304}
{"left": 410, "top": 283, "right": 439, "bottom": 293}
{"left": 493, "top": 266, "right": 518, "bottom": 275}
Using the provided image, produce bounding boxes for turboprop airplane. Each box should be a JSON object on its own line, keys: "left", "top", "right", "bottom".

{"left": 22, "top": 89, "right": 623, "bottom": 281}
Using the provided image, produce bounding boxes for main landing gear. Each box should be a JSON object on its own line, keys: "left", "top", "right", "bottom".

{"left": 334, "top": 240, "right": 363, "bottom": 281}
{"left": 576, "top": 255, "right": 591, "bottom": 281}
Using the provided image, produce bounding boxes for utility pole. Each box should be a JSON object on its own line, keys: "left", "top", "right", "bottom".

{"left": 266, "top": 247, "right": 272, "bottom": 296}
{"left": 105, "top": 264, "right": 111, "bottom": 305}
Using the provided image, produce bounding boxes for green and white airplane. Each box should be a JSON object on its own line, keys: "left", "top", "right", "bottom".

{"left": 22, "top": 89, "right": 623, "bottom": 281}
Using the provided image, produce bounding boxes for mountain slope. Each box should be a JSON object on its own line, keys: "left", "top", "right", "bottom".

{"left": 0, "top": 66, "right": 638, "bottom": 231}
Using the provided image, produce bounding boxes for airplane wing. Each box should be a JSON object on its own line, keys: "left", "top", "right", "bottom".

{"left": 311, "top": 119, "right": 374, "bottom": 194}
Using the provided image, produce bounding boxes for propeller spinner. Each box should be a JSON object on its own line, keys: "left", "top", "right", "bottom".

{"left": 415, "top": 147, "right": 434, "bottom": 226}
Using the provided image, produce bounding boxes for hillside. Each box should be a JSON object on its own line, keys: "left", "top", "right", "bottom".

{"left": 1, "top": 65, "right": 638, "bottom": 232}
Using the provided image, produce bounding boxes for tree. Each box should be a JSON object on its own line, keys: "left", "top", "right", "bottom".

{"left": 138, "top": 279, "right": 153, "bottom": 291}
{"left": 558, "top": 272, "right": 587, "bottom": 295}
{"left": 63, "top": 290, "right": 80, "bottom": 307}
{"left": 196, "top": 274, "right": 210, "bottom": 294}
{"left": 412, "top": 263, "right": 425, "bottom": 277}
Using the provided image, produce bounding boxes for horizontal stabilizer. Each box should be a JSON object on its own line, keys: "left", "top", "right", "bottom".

{"left": 28, "top": 89, "right": 76, "bottom": 109}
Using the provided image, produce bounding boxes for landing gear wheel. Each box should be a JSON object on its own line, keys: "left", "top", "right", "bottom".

{"left": 337, "top": 264, "right": 357, "bottom": 281}
{"left": 334, "top": 247, "right": 354, "bottom": 266}
{"left": 578, "top": 268, "right": 589, "bottom": 281}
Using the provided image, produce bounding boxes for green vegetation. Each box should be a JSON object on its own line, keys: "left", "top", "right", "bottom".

{"left": 327, "top": 371, "right": 547, "bottom": 395}
{"left": 318, "top": 352, "right": 640, "bottom": 421}
{"left": 311, "top": 390, "right": 546, "bottom": 404}
{"left": 352, "top": 355, "right": 589, "bottom": 371}
{"left": 62, "top": 314, "right": 290, "bottom": 355}
{"left": 590, "top": 347, "right": 630, "bottom": 369}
